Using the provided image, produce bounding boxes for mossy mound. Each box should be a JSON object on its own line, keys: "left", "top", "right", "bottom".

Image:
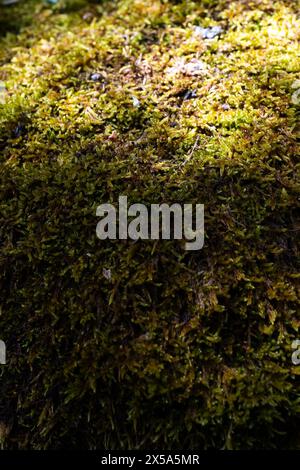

{"left": 0, "top": 0, "right": 299, "bottom": 449}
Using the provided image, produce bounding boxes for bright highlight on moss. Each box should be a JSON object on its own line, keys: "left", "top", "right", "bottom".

{"left": 0, "top": 0, "right": 299, "bottom": 450}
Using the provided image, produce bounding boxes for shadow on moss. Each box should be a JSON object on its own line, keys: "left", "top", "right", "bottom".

{"left": 0, "top": 0, "right": 299, "bottom": 450}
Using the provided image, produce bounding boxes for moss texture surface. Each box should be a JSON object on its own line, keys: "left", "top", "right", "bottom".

{"left": 0, "top": 0, "right": 299, "bottom": 449}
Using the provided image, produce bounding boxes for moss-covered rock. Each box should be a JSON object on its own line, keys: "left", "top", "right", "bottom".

{"left": 0, "top": 0, "right": 299, "bottom": 449}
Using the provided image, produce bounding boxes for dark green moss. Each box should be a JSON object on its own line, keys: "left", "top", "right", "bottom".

{"left": 0, "top": 0, "right": 299, "bottom": 449}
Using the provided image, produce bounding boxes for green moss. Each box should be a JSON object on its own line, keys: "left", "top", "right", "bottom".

{"left": 0, "top": 0, "right": 299, "bottom": 449}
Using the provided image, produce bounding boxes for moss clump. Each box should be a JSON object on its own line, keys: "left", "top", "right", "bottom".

{"left": 0, "top": 0, "right": 299, "bottom": 449}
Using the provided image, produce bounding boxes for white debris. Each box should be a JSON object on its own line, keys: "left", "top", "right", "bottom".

{"left": 0, "top": 82, "right": 7, "bottom": 105}
{"left": 291, "top": 80, "right": 300, "bottom": 105}
{"left": 103, "top": 268, "right": 112, "bottom": 280}
{"left": 167, "top": 58, "right": 209, "bottom": 77}
{"left": 194, "top": 25, "right": 223, "bottom": 39}
{"left": 132, "top": 96, "right": 141, "bottom": 108}
{"left": 185, "top": 59, "right": 208, "bottom": 76}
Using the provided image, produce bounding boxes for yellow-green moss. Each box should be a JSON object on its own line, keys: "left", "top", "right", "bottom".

{"left": 0, "top": 0, "right": 299, "bottom": 449}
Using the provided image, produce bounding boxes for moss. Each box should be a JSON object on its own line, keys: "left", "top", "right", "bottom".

{"left": 0, "top": 0, "right": 299, "bottom": 449}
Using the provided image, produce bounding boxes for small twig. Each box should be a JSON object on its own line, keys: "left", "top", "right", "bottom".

{"left": 181, "top": 135, "right": 200, "bottom": 167}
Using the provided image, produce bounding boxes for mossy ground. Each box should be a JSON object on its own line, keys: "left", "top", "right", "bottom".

{"left": 0, "top": 0, "right": 299, "bottom": 449}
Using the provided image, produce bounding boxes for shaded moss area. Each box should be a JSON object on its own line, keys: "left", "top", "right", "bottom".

{"left": 0, "top": 0, "right": 299, "bottom": 449}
